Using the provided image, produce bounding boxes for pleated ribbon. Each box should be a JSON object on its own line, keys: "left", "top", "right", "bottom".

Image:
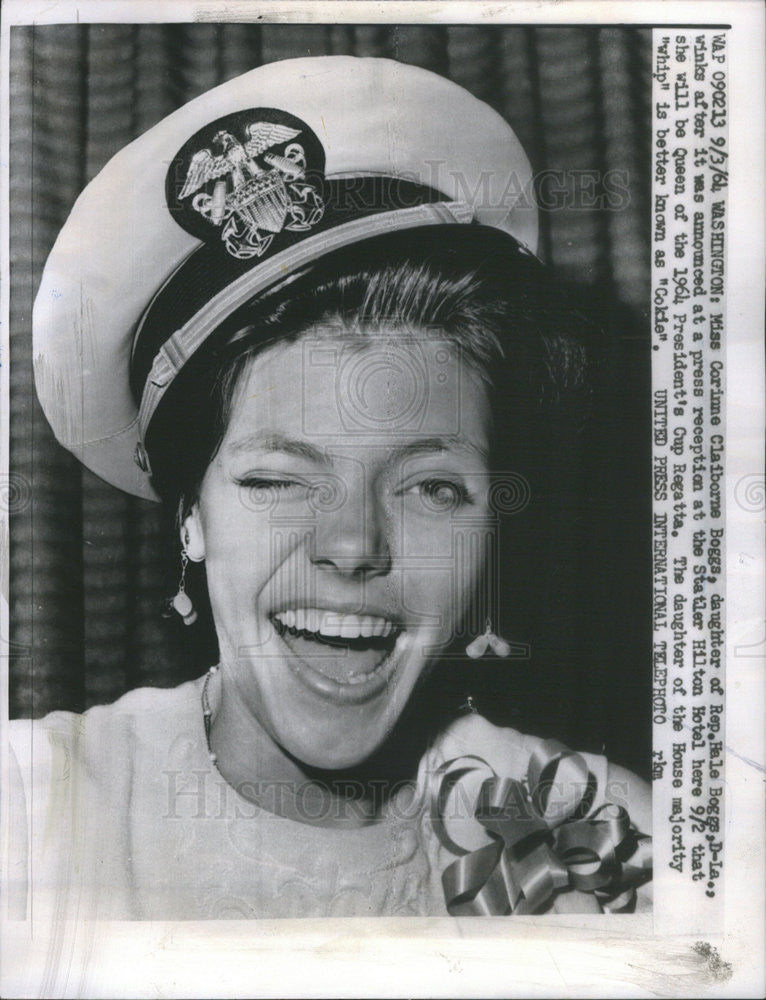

{"left": 430, "top": 741, "right": 652, "bottom": 915}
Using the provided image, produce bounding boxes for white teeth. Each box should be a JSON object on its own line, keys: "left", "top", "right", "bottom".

{"left": 339, "top": 615, "right": 363, "bottom": 638}
{"left": 273, "top": 608, "right": 397, "bottom": 639}
{"left": 320, "top": 617, "right": 342, "bottom": 637}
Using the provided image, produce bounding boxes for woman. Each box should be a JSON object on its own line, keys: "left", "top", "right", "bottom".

{"left": 9, "top": 55, "right": 651, "bottom": 920}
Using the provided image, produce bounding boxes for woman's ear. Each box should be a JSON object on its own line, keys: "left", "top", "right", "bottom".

{"left": 180, "top": 504, "right": 206, "bottom": 562}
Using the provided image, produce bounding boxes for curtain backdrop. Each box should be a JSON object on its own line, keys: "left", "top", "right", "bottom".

{"left": 9, "top": 23, "right": 652, "bottom": 775}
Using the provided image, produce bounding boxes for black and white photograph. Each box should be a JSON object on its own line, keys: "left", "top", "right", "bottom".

{"left": 0, "top": 2, "right": 763, "bottom": 997}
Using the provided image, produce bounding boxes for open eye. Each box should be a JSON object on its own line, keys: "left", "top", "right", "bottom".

{"left": 416, "top": 478, "right": 473, "bottom": 512}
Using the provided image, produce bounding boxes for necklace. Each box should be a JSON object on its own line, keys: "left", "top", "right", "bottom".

{"left": 201, "top": 665, "right": 220, "bottom": 767}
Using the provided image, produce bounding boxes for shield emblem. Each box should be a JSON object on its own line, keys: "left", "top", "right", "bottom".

{"left": 168, "top": 109, "right": 326, "bottom": 260}
{"left": 241, "top": 171, "right": 290, "bottom": 234}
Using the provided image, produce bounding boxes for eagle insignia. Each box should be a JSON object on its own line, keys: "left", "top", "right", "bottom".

{"left": 167, "top": 110, "right": 326, "bottom": 260}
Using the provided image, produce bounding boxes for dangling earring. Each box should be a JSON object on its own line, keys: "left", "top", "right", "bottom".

{"left": 465, "top": 618, "right": 511, "bottom": 659}
{"left": 170, "top": 544, "right": 197, "bottom": 626}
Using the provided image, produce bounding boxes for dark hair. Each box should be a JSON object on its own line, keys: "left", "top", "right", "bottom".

{"left": 146, "top": 225, "right": 600, "bottom": 514}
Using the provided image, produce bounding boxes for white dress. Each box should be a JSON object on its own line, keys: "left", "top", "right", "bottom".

{"left": 6, "top": 676, "right": 648, "bottom": 921}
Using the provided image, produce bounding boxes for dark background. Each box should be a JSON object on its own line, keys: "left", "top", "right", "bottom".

{"left": 8, "top": 23, "right": 652, "bottom": 776}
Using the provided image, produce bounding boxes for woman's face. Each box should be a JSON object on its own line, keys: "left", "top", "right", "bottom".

{"left": 188, "top": 327, "right": 493, "bottom": 770}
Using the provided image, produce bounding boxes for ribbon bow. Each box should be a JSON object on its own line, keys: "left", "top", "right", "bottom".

{"left": 430, "top": 741, "right": 652, "bottom": 915}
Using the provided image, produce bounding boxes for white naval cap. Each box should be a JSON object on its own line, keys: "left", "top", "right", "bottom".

{"left": 33, "top": 55, "right": 538, "bottom": 501}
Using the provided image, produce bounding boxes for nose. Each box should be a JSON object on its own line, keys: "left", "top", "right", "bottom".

{"left": 310, "top": 483, "right": 392, "bottom": 580}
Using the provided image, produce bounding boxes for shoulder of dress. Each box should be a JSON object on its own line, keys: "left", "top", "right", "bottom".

{"left": 86, "top": 675, "right": 205, "bottom": 720}
{"left": 7, "top": 677, "right": 205, "bottom": 768}
{"left": 422, "top": 713, "right": 544, "bottom": 783}
{"left": 7, "top": 711, "right": 82, "bottom": 766}
{"left": 422, "top": 713, "right": 612, "bottom": 792}
{"left": 437, "top": 712, "right": 527, "bottom": 748}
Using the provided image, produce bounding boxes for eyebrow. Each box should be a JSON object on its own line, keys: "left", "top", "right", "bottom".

{"left": 225, "top": 431, "right": 327, "bottom": 463}
{"left": 225, "top": 431, "right": 487, "bottom": 463}
{"left": 385, "top": 438, "right": 450, "bottom": 462}
{"left": 386, "top": 437, "right": 490, "bottom": 463}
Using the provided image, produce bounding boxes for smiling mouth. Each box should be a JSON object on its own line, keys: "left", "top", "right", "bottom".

{"left": 270, "top": 608, "right": 404, "bottom": 704}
